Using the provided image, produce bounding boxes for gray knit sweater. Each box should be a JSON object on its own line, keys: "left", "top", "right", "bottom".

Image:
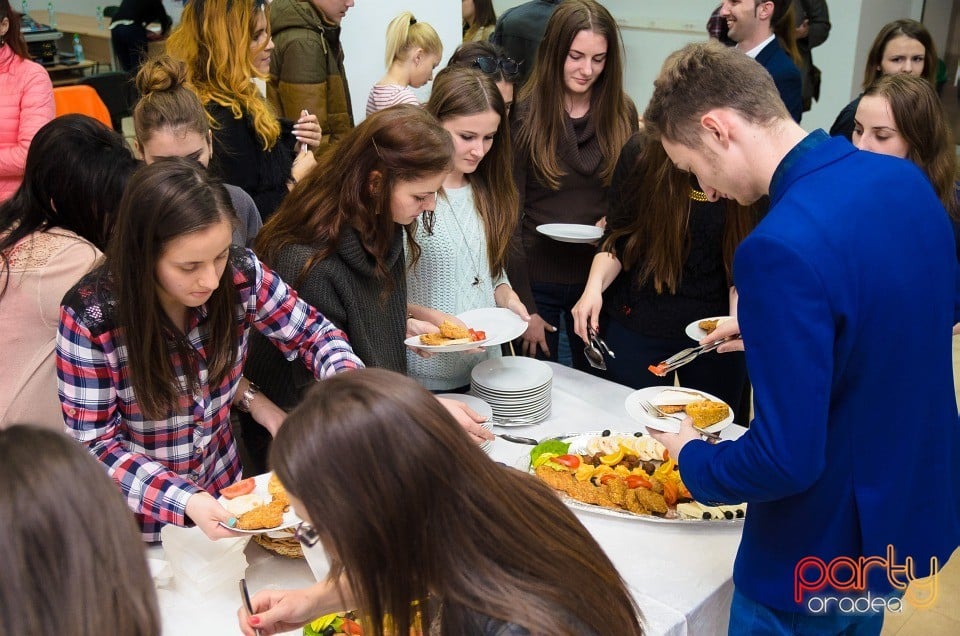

{"left": 243, "top": 226, "right": 407, "bottom": 409}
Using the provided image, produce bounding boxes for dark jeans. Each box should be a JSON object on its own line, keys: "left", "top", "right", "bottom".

{"left": 111, "top": 23, "right": 148, "bottom": 73}
{"left": 527, "top": 281, "right": 603, "bottom": 376}
{"left": 602, "top": 319, "right": 747, "bottom": 419}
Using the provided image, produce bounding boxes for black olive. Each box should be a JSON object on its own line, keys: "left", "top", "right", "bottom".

{"left": 702, "top": 512, "right": 711, "bottom": 520}
{"left": 724, "top": 511, "right": 734, "bottom": 519}
{"left": 322, "top": 627, "right": 336, "bottom": 636}
{"left": 602, "top": 429, "right": 611, "bottom": 437}
{"left": 634, "top": 431, "right": 643, "bottom": 437}
{"left": 736, "top": 509, "right": 745, "bottom": 518}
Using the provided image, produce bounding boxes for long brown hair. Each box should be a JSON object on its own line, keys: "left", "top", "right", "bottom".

{"left": 0, "top": 0, "right": 28, "bottom": 58}
{"left": 773, "top": 1, "right": 802, "bottom": 69}
{"left": 271, "top": 369, "right": 644, "bottom": 636}
{"left": 605, "top": 131, "right": 756, "bottom": 292}
{"left": 0, "top": 425, "right": 159, "bottom": 635}
{"left": 255, "top": 105, "right": 452, "bottom": 289}
{"left": 107, "top": 158, "right": 238, "bottom": 420}
{"left": 863, "top": 74, "right": 959, "bottom": 220}
{"left": 514, "top": 0, "right": 635, "bottom": 189}
{"left": 166, "top": 0, "right": 280, "bottom": 150}
{"left": 863, "top": 19, "right": 938, "bottom": 90}
{"left": 425, "top": 66, "right": 517, "bottom": 277}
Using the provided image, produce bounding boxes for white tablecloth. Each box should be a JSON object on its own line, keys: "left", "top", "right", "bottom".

{"left": 156, "top": 361, "right": 745, "bottom": 635}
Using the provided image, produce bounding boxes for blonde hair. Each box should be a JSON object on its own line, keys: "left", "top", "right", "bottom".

{"left": 166, "top": 0, "right": 280, "bottom": 150}
{"left": 384, "top": 11, "right": 442, "bottom": 68}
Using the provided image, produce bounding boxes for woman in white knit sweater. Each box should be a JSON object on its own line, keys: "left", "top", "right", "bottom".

{"left": 406, "top": 66, "right": 529, "bottom": 391}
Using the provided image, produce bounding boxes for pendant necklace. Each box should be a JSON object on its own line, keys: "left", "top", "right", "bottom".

{"left": 445, "top": 187, "right": 484, "bottom": 287}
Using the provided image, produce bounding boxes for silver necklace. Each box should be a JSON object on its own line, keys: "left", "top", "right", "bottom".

{"left": 443, "top": 186, "right": 485, "bottom": 287}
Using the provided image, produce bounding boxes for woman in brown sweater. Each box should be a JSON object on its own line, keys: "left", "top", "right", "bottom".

{"left": 508, "top": 0, "right": 637, "bottom": 370}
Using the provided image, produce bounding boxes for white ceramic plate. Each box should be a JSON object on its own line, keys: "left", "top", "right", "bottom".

{"left": 624, "top": 386, "right": 734, "bottom": 434}
{"left": 218, "top": 472, "right": 301, "bottom": 534}
{"left": 456, "top": 307, "right": 529, "bottom": 346}
{"left": 536, "top": 223, "right": 603, "bottom": 244}
{"left": 520, "top": 431, "right": 745, "bottom": 524}
{"left": 471, "top": 357, "right": 553, "bottom": 392}
{"left": 435, "top": 393, "right": 493, "bottom": 419}
{"left": 684, "top": 316, "right": 732, "bottom": 341}
{"left": 404, "top": 334, "right": 488, "bottom": 352}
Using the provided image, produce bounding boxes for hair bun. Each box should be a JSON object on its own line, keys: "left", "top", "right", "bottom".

{"left": 135, "top": 56, "right": 189, "bottom": 96}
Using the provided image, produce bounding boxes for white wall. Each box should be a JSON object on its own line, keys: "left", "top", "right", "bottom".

{"left": 340, "top": 0, "right": 462, "bottom": 124}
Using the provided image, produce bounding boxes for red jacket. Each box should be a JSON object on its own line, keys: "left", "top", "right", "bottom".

{"left": 0, "top": 45, "right": 54, "bottom": 202}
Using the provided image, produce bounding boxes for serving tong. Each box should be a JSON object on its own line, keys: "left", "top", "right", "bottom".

{"left": 653, "top": 335, "right": 741, "bottom": 375}
{"left": 583, "top": 325, "right": 615, "bottom": 371}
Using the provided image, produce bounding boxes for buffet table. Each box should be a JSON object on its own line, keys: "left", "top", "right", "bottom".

{"left": 155, "top": 361, "right": 746, "bottom": 635}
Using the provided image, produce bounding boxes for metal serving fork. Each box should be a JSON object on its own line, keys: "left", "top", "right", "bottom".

{"left": 639, "top": 399, "right": 722, "bottom": 442}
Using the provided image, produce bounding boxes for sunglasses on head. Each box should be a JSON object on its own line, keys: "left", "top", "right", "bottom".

{"left": 473, "top": 56, "right": 520, "bottom": 77}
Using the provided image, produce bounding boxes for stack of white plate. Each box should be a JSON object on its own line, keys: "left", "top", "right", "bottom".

{"left": 470, "top": 357, "right": 553, "bottom": 425}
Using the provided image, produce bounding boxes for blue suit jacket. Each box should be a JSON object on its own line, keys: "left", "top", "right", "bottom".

{"left": 756, "top": 39, "right": 803, "bottom": 122}
{"left": 680, "top": 134, "right": 960, "bottom": 612}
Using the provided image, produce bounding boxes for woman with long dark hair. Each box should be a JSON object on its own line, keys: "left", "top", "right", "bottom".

{"left": 0, "top": 425, "right": 160, "bottom": 635}
{"left": 852, "top": 73, "right": 960, "bottom": 257}
{"left": 830, "top": 19, "right": 937, "bottom": 141}
{"left": 0, "top": 0, "right": 54, "bottom": 202}
{"left": 239, "top": 369, "right": 644, "bottom": 636}
{"left": 508, "top": 0, "right": 638, "bottom": 368}
{"left": 242, "top": 105, "right": 491, "bottom": 472}
{"left": 57, "top": 158, "right": 362, "bottom": 542}
{"left": 462, "top": 0, "right": 497, "bottom": 42}
{"left": 572, "top": 128, "right": 756, "bottom": 410}
{"left": 0, "top": 115, "right": 137, "bottom": 430}
{"left": 406, "top": 66, "right": 528, "bottom": 391}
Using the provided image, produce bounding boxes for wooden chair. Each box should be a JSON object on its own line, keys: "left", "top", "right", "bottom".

{"left": 52, "top": 85, "right": 113, "bottom": 129}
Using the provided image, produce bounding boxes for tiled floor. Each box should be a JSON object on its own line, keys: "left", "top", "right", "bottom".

{"left": 880, "top": 339, "right": 960, "bottom": 634}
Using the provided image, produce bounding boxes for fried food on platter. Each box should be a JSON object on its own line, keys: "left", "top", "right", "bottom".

{"left": 236, "top": 500, "right": 286, "bottom": 530}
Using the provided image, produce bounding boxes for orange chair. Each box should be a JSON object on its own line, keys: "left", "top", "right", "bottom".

{"left": 52, "top": 85, "right": 113, "bottom": 129}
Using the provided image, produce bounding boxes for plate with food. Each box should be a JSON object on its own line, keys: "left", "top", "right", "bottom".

{"left": 405, "top": 319, "right": 489, "bottom": 352}
{"left": 536, "top": 223, "right": 603, "bottom": 244}
{"left": 624, "top": 386, "right": 734, "bottom": 434}
{"left": 522, "top": 431, "right": 745, "bottom": 523}
{"left": 684, "top": 316, "right": 731, "bottom": 341}
{"left": 218, "top": 472, "right": 301, "bottom": 534}
{"left": 455, "top": 307, "right": 528, "bottom": 346}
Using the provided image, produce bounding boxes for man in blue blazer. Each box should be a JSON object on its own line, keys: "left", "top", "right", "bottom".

{"left": 645, "top": 41, "right": 959, "bottom": 634}
{"left": 720, "top": 0, "right": 803, "bottom": 121}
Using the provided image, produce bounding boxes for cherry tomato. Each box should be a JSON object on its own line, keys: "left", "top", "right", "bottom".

{"left": 599, "top": 474, "right": 619, "bottom": 485}
{"left": 553, "top": 454, "right": 581, "bottom": 469}
{"left": 220, "top": 477, "right": 256, "bottom": 499}
{"left": 341, "top": 618, "right": 362, "bottom": 635}
{"left": 625, "top": 474, "right": 652, "bottom": 489}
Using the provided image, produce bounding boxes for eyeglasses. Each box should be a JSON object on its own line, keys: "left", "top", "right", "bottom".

{"left": 293, "top": 521, "right": 321, "bottom": 548}
{"left": 473, "top": 56, "right": 520, "bottom": 77}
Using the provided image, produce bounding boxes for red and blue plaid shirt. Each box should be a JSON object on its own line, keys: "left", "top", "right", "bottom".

{"left": 57, "top": 249, "right": 363, "bottom": 542}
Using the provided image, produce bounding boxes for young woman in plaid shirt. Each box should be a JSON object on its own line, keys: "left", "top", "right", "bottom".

{"left": 57, "top": 158, "right": 363, "bottom": 542}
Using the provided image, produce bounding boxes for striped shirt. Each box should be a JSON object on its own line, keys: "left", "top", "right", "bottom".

{"left": 365, "top": 84, "right": 420, "bottom": 116}
{"left": 57, "top": 248, "right": 363, "bottom": 541}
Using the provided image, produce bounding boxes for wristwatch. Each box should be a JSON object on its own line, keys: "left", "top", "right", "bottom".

{"left": 236, "top": 381, "right": 260, "bottom": 413}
